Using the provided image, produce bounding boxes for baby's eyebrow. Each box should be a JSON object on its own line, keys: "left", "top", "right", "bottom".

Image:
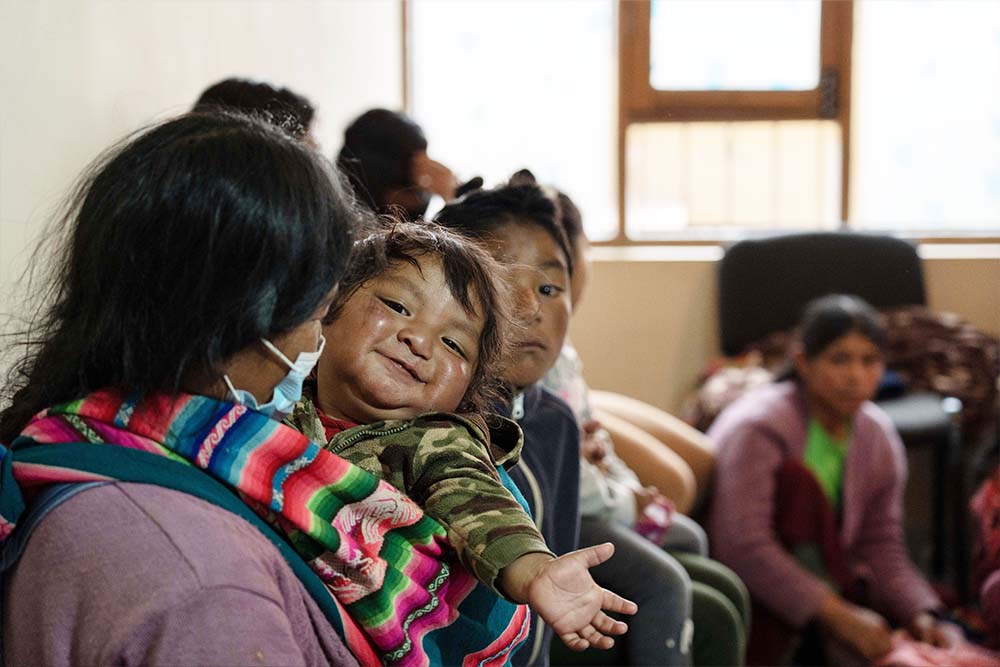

{"left": 449, "top": 317, "right": 480, "bottom": 343}
{"left": 381, "top": 274, "right": 425, "bottom": 302}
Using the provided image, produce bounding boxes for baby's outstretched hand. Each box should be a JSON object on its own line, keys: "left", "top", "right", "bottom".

{"left": 521, "top": 543, "right": 637, "bottom": 651}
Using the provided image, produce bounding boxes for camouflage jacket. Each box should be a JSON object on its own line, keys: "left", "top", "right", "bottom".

{"left": 286, "top": 397, "right": 553, "bottom": 594}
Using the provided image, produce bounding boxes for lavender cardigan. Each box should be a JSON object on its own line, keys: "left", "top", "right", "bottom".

{"left": 4, "top": 483, "right": 358, "bottom": 666}
{"left": 707, "top": 381, "right": 940, "bottom": 628}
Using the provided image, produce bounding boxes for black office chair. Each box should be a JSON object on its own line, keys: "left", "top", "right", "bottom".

{"left": 718, "top": 232, "right": 964, "bottom": 590}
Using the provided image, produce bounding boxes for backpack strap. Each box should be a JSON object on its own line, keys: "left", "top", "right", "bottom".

{"left": 0, "top": 482, "right": 108, "bottom": 572}
{"left": 1, "top": 443, "right": 346, "bottom": 643}
{"left": 0, "top": 482, "right": 109, "bottom": 665}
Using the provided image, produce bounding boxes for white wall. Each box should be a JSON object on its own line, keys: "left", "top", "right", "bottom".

{"left": 0, "top": 0, "right": 402, "bottom": 311}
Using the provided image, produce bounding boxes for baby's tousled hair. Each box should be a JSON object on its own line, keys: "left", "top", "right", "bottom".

{"left": 326, "top": 220, "right": 514, "bottom": 415}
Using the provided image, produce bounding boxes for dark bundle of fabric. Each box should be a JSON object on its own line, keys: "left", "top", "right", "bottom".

{"left": 683, "top": 306, "right": 999, "bottom": 438}
{"left": 881, "top": 307, "right": 999, "bottom": 437}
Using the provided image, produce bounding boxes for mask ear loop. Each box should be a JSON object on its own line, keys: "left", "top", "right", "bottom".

{"left": 261, "top": 335, "right": 327, "bottom": 369}
{"left": 260, "top": 338, "right": 295, "bottom": 370}
{"left": 312, "top": 334, "right": 327, "bottom": 357}
{"left": 222, "top": 375, "right": 243, "bottom": 404}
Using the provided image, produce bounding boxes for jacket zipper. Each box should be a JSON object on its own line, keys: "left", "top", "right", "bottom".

{"left": 511, "top": 395, "right": 546, "bottom": 664}
{"left": 329, "top": 423, "right": 410, "bottom": 454}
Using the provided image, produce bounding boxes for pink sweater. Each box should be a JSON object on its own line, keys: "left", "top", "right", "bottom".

{"left": 707, "top": 381, "right": 940, "bottom": 628}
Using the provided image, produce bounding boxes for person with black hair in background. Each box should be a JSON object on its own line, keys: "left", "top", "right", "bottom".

{"left": 194, "top": 76, "right": 317, "bottom": 144}
{"left": 709, "top": 295, "right": 967, "bottom": 665}
{"left": 337, "top": 108, "right": 480, "bottom": 220}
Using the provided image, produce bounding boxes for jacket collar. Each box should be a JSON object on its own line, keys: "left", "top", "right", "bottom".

{"left": 287, "top": 394, "right": 524, "bottom": 469}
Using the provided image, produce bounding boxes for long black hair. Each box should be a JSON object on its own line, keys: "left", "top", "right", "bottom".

{"left": 778, "top": 293, "right": 887, "bottom": 382}
{"left": 1, "top": 111, "right": 361, "bottom": 441}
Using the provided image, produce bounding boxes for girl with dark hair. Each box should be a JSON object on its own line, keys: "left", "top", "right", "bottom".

{"left": 437, "top": 176, "right": 695, "bottom": 667}
{"left": 435, "top": 177, "right": 583, "bottom": 666}
{"left": 708, "top": 294, "right": 966, "bottom": 665}
{"left": 541, "top": 185, "right": 750, "bottom": 667}
{"left": 0, "top": 113, "right": 535, "bottom": 666}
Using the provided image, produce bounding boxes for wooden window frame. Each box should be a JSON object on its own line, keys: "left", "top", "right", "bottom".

{"left": 615, "top": 0, "right": 853, "bottom": 244}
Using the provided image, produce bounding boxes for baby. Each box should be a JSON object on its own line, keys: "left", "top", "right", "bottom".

{"left": 287, "top": 221, "right": 635, "bottom": 652}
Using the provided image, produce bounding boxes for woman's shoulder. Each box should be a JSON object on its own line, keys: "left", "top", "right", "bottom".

{"left": 709, "top": 381, "right": 806, "bottom": 441}
{"left": 856, "top": 399, "right": 897, "bottom": 434}
{"left": 13, "top": 482, "right": 293, "bottom": 597}
{"left": 4, "top": 482, "right": 344, "bottom": 664}
{"left": 854, "top": 400, "right": 905, "bottom": 456}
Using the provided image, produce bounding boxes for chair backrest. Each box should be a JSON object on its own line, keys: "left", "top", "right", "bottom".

{"left": 718, "top": 232, "right": 926, "bottom": 356}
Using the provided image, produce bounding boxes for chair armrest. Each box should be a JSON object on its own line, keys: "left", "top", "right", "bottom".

{"left": 591, "top": 390, "right": 716, "bottom": 502}
{"left": 592, "top": 408, "right": 696, "bottom": 513}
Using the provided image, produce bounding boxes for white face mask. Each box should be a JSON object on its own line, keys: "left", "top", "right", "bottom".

{"left": 223, "top": 334, "right": 326, "bottom": 420}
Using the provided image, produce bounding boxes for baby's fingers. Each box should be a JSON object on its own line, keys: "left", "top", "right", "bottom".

{"left": 602, "top": 587, "right": 638, "bottom": 615}
{"left": 592, "top": 610, "right": 629, "bottom": 636}
{"left": 562, "top": 625, "right": 615, "bottom": 652}
{"left": 559, "top": 632, "right": 589, "bottom": 652}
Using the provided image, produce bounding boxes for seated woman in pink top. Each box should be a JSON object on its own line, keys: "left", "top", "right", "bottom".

{"left": 708, "top": 294, "right": 965, "bottom": 665}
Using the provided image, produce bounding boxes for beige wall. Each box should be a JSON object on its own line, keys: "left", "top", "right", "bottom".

{"left": 571, "top": 245, "right": 1000, "bottom": 414}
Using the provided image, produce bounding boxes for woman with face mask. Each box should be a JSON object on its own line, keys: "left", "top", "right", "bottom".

{"left": 0, "top": 112, "right": 504, "bottom": 667}
{"left": 0, "top": 112, "right": 355, "bottom": 665}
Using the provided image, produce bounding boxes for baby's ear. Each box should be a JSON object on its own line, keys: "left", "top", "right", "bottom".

{"left": 508, "top": 169, "right": 537, "bottom": 186}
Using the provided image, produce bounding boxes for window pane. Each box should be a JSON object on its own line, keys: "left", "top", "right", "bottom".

{"left": 851, "top": 0, "right": 1000, "bottom": 232}
{"left": 650, "top": 0, "right": 821, "bottom": 91}
{"left": 626, "top": 121, "right": 841, "bottom": 239}
{"left": 410, "top": 0, "right": 616, "bottom": 241}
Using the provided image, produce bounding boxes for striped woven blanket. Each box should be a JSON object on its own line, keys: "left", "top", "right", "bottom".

{"left": 0, "top": 390, "right": 528, "bottom": 666}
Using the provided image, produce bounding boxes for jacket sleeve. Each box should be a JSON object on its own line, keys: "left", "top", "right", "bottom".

{"left": 851, "top": 424, "right": 940, "bottom": 624}
{"left": 708, "top": 422, "right": 833, "bottom": 627}
{"left": 405, "top": 424, "right": 553, "bottom": 595}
